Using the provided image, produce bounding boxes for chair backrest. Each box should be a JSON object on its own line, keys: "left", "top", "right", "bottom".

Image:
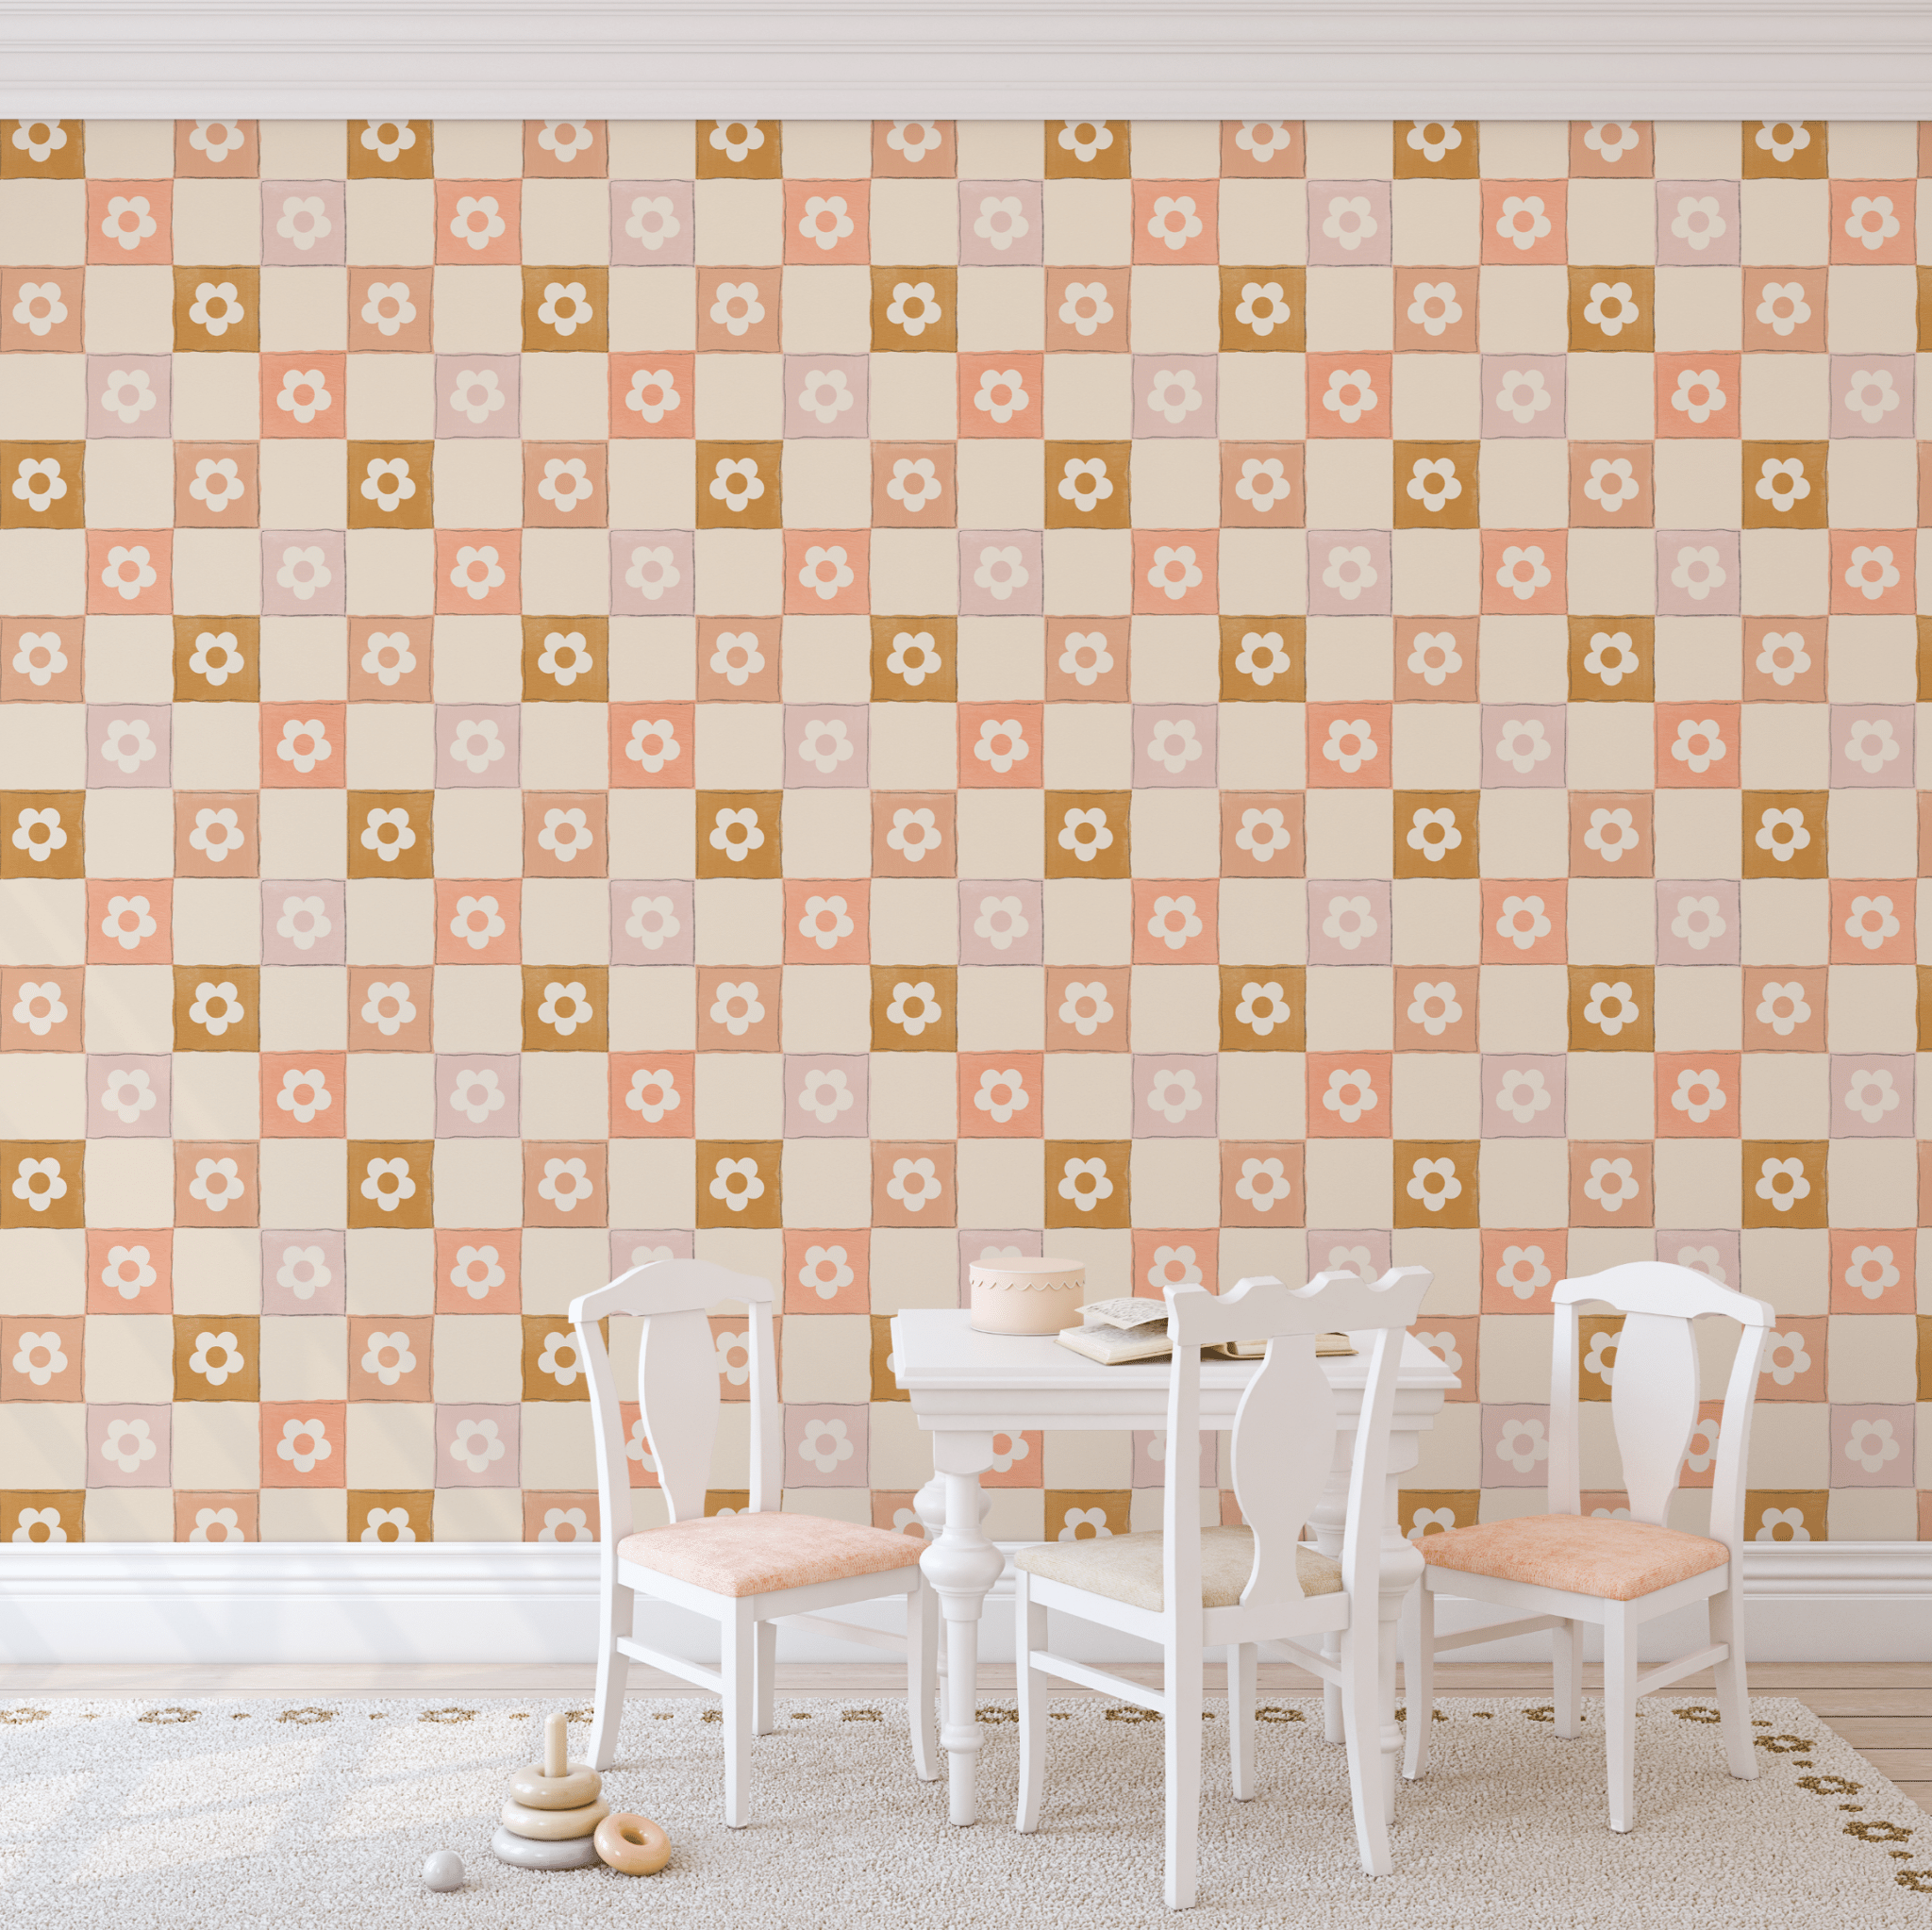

{"left": 1161, "top": 1266, "right": 1432, "bottom": 1627}
{"left": 571, "top": 1258, "right": 778, "bottom": 1547}
{"left": 1548, "top": 1261, "right": 1774, "bottom": 1556}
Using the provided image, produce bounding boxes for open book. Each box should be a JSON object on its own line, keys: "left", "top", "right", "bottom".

{"left": 1058, "top": 1299, "right": 1359, "bottom": 1366}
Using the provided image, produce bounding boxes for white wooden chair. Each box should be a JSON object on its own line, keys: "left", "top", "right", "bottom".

{"left": 1012, "top": 1266, "right": 1433, "bottom": 1909}
{"left": 1403, "top": 1260, "right": 1774, "bottom": 1832}
{"left": 571, "top": 1257, "right": 939, "bottom": 1826}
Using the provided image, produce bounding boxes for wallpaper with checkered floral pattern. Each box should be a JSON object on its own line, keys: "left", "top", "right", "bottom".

{"left": 1, "top": 113, "right": 1929, "bottom": 1553}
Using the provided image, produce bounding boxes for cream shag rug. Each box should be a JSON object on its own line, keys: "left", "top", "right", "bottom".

{"left": 0, "top": 1695, "right": 1924, "bottom": 1928}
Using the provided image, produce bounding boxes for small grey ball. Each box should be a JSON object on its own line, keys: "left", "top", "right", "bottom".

{"left": 423, "top": 1850, "right": 465, "bottom": 1891}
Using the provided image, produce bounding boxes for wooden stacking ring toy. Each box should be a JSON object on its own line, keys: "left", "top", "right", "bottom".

{"left": 493, "top": 1713, "right": 611, "bottom": 1871}
{"left": 594, "top": 1812, "right": 672, "bottom": 1875}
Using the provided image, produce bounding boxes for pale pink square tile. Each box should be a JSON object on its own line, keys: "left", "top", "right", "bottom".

{"left": 610, "top": 881, "right": 694, "bottom": 965}
{"left": 610, "top": 182, "right": 694, "bottom": 265}
{"left": 784, "top": 1054, "right": 868, "bottom": 1139}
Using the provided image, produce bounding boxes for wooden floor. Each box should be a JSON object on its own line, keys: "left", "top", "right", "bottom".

{"left": 4, "top": 1659, "right": 1924, "bottom": 1820}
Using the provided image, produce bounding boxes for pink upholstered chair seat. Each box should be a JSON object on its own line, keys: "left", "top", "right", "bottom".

{"left": 619, "top": 1510, "right": 926, "bottom": 1599}
{"left": 1416, "top": 1513, "right": 1729, "bottom": 1603}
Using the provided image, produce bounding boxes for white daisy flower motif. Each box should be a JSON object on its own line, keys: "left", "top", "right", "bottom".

{"left": 359, "top": 806, "right": 416, "bottom": 863}
{"left": 708, "top": 456, "right": 763, "bottom": 515}
{"left": 1146, "top": 194, "right": 1203, "bottom": 251}
{"left": 275, "top": 194, "right": 332, "bottom": 253}
{"left": 100, "top": 543, "right": 158, "bottom": 602}
{"left": 358, "top": 980, "right": 416, "bottom": 1039}
{"left": 794, "top": 368, "right": 855, "bottom": 428}
{"left": 1406, "top": 120, "right": 1462, "bottom": 163}
{"left": 1683, "top": 1415, "right": 1723, "bottom": 1472}
{"left": 1057, "top": 1156, "right": 1114, "bottom": 1214}
{"left": 530, "top": 631, "right": 593, "bottom": 692}
{"left": 886, "top": 979, "right": 942, "bottom": 1038}
{"left": 1322, "top": 366, "right": 1378, "bottom": 424}
{"left": 887, "top": 457, "right": 943, "bottom": 513}
{"left": 1321, "top": 1068, "right": 1377, "bottom": 1126}
{"left": 538, "top": 119, "right": 595, "bottom": 164}
{"left": 1584, "top": 458, "right": 1640, "bottom": 513}
{"left": 1496, "top": 1243, "right": 1550, "bottom": 1299}
{"left": 1583, "top": 279, "right": 1639, "bottom": 337}
{"left": 1754, "top": 980, "right": 1810, "bottom": 1038}
{"left": 186, "top": 456, "right": 247, "bottom": 514}
{"left": 537, "top": 981, "right": 593, "bottom": 1040}
{"left": 1495, "top": 1417, "right": 1550, "bottom": 1474}
{"left": 1235, "top": 807, "right": 1292, "bottom": 864}
{"left": 538, "top": 458, "right": 593, "bottom": 514}
{"left": 1843, "top": 893, "right": 1900, "bottom": 952}
{"left": 1489, "top": 717, "right": 1551, "bottom": 777}
{"left": 1583, "top": 121, "right": 1641, "bottom": 163}
{"left": 1234, "top": 980, "right": 1292, "bottom": 1038}
{"left": 271, "top": 367, "right": 332, "bottom": 427}
{"left": 971, "top": 718, "right": 1029, "bottom": 776}
{"left": 797, "top": 1067, "right": 855, "bottom": 1125}
{"left": 1146, "top": 894, "right": 1204, "bottom": 952}
{"left": 1494, "top": 1067, "right": 1552, "bottom": 1125}
{"left": 9, "top": 455, "right": 66, "bottom": 515}
{"left": 1406, "top": 280, "right": 1462, "bottom": 337}
{"left": 275, "top": 1067, "right": 332, "bottom": 1125}
{"left": 188, "top": 1156, "right": 245, "bottom": 1214}
{"left": 708, "top": 805, "right": 765, "bottom": 864}
{"left": 886, "top": 120, "right": 943, "bottom": 163}
{"left": 886, "top": 807, "right": 943, "bottom": 864}
{"left": 972, "top": 367, "right": 1029, "bottom": 424}
{"left": 696, "top": 633, "right": 763, "bottom": 692}
{"left": 1234, "top": 279, "right": 1292, "bottom": 337}
{"left": 99, "top": 1416, "right": 158, "bottom": 1477}
{"left": 625, "top": 195, "right": 682, "bottom": 251}
{"left": 11, "top": 279, "right": 69, "bottom": 338}
{"left": 10, "top": 980, "right": 65, "bottom": 1036}
{"left": 449, "top": 194, "right": 505, "bottom": 251}
{"left": 1583, "top": 1156, "right": 1640, "bottom": 1213}
{"left": 1050, "top": 631, "right": 1112, "bottom": 690}
{"left": 189, "top": 279, "right": 244, "bottom": 337}
{"left": 274, "top": 717, "right": 332, "bottom": 776}
{"left": 1321, "top": 894, "right": 1378, "bottom": 952}
{"left": 1495, "top": 193, "right": 1552, "bottom": 251}
{"left": 1322, "top": 544, "right": 1377, "bottom": 602}
{"left": 11, "top": 805, "right": 68, "bottom": 864}
{"left": 448, "top": 1418, "right": 506, "bottom": 1475}
{"left": 276, "top": 543, "right": 333, "bottom": 604}
{"left": 799, "top": 543, "right": 856, "bottom": 602}
{"left": 188, "top": 979, "right": 244, "bottom": 1038}
{"left": 1670, "top": 545, "right": 1725, "bottom": 603}
{"left": 1057, "top": 981, "right": 1114, "bottom": 1037}
{"left": 1670, "top": 1068, "right": 1726, "bottom": 1125}
{"left": 186, "top": 1328, "right": 245, "bottom": 1389}
{"left": 1754, "top": 280, "right": 1810, "bottom": 337}
{"left": 1844, "top": 1244, "right": 1899, "bottom": 1301}
{"left": 973, "top": 1068, "right": 1029, "bottom": 1125}
{"left": 1667, "top": 718, "right": 1725, "bottom": 776}
{"left": 1670, "top": 894, "right": 1726, "bottom": 952}
{"left": 709, "top": 120, "right": 767, "bottom": 164}
{"left": 1583, "top": 979, "right": 1640, "bottom": 1039}
{"left": 358, "top": 119, "right": 416, "bottom": 163}
{"left": 624, "top": 366, "right": 680, "bottom": 425}
{"left": 1406, "top": 631, "right": 1461, "bottom": 687}
{"left": 1142, "top": 717, "right": 1203, "bottom": 776}
{"left": 1321, "top": 193, "right": 1378, "bottom": 252}
{"left": 1583, "top": 806, "right": 1641, "bottom": 864}
{"left": 360, "top": 1330, "right": 416, "bottom": 1389}
{"left": 10, "top": 630, "right": 67, "bottom": 686}
{"left": 98, "top": 717, "right": 158, "bottom": 776}
{"left": 98, "top": 367, "right": 158, "bottom": 425}
{"left": 1670, "top": 195, "right": 1727, "bottom": 252}
{"left": 538, "top": 280, "right": 593, "bottom": 337}
{"left": 537, "top": 807, "right": 594, "bottom": 865}
{"left": 1406, "top": 980, "right": 1462, "bottom": 1038}
{"left": 973, "top": 892, "right": 1030, "bottom": 950}
{"left": 189, "top": 119, "right": 247, "bottom": 163}
{"left": 359, "top": 280, "right": 415, "bottom": 336}
{"left": 973, "top": 544, "right": 1028, "bottom": 602}
{"left": 792, "top": 191, "right": 855, "bottom": 252}
{"left": 7, "top": 116, "right": 65, "bottom": 163}
{"left": 1495, "top": 543, "right": 1551, "bottom": 602}
{"left": 797, "top": 1415, "right": 858, "bottom": 1474}
{"left": 1844, "top": 1417, "right": 1902, "bottom": 1475}
{"left": 1844, "top": 544, "right": 1901, "bottom": 602}
{"left": 1057, "top": 120, "right": 1114, "bottom": 163}
{"left": 1234, "top": 458, "right": 1291, "bottom": 514}
{"left": 1229, "top": 629, "right": 1288, "bottom": 688}
{"left": 1844, "top": 1067, "right": 1902, "bottom": 1126}
{"left": 1234, "top": 121, "right": 1293, "bottom": 164}
{"left": 9, "top": 1161, "right": 68, "bottom": 1221}
{"left": 1406, "top": 1157, "right": 1461, "bottom": 1214}
{"left": 1407, "top": 455, "right": 1464, "bottom": 515}
{"left": 623, "top": 1068, "right": 679, "bottom": 1124}
{"left": 1753, "top": 806, "right": 1809, "bottom": 863}
{"left": 788, "top": 716, "right": 853, "bottom": 778}
{"left": 1754, "top": 1156, "right": 1810, "bottom": 1214}
{"left": 887, "top": 280, "right": 941, "bottom": 337}
{"left": 359, "top": 1155, "right": 417, "bottom": 1214}
{"left": 1321, "top": 717, "right": 1377, "bottom": 775}
{"left": 1841, "top": 368, "right": 1899, "bottom": 426}
{"left": 1761, "top": 1330, "right": 1811, "bottom": 1389}
{"left": 1844, "top": 193, "right": 1901, "bottom": 251}
{"left": 1057, "top": 280, "right": 1114, "bottom": 337}
{"left": 797, "top": 892, "right": 853, "bottom": 952}
{"left": 1406, "top": 805, "right": 1461, "bottom": 862}
{"left": 443, "top": 718, "right": 504, "bottom": 777}
{"left": 1754, "top": 456, "right": 1808, "bottom": 513}
{"left": 273, "top": 1416, "right": 331, "bottom": 1474}
{"left": 98, "top": 1067, "right": 158, "bottom": 1126}
{"left": 538, "top": 1158, "right": 594, "bottom": 1215}
{"left": 449, "top": 543, "right": 505, "bottom": 602}
{"left": 448, "top": 893, "right": 505, "bottom": 953}
{"left": 1146, "top": 1067, "right": 1205, "bottom": 1126}
{"left": 353, "top": 633, "right": 412, "bottom": 691}
{"left": 973, "top": 194, "right": 1030, "bottom": 251}
{"left": 1148, "top": 1244, "right": 1206, "bottom": 1292}
{"left": 446, "top": 1066, "right": 505, "bottom": 1126}
{"left": 101, "top": 894, "right": 158, "bottom": 952}
{"left": 1054, "top": 457, "right": 1114, "bottom": 517}
{"left": 1495, "top": 893, "right": 1551, "bottom": 951}
{"left": 1582, "top": 629, "right": 1640, "bottom": 687}
{"left": 888, "top": 1156, "right": 945, "bottom": 1215}
{"left": 708, "top": 980, "right": 766, "bottom": 1039}
{"left": 188, "top": 806, "right": 246, "bottom": 865}
{"left": 1144, "top": 367, "right": 1204, "bottom": 427}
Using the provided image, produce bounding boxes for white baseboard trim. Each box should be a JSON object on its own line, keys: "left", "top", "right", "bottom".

{"left": 2, "top": 1541, "right": 1928, "bottom": 1669}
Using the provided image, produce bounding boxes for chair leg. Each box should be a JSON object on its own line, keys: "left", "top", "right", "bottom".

{"left": 753, "top": 1616, "right": 776, "bottom": 1736}
{"left": 590, "top": 1577, "right": 632, "bottom": 1772}
{"left": 1013, "top": 1574, "right": 1048, "bottom": 1833}
{"left": 724, "top": 1601, "right": 755, "bottom": 1828}
{"left": 908, "top": 1580, "right": 940, "bottom": 1782}
{"left": 1707, "top": 1582, "right": 1756, "bottom": 1780}
{"left": 1603, "top": 1605, "right": 1638, "bottom": 1834}
{"left": 1341, "top": 1615, "right": 1392, "bottom": 1877}
{"left": 1227, "top": 1642, "right": 1257, "bottom": 1800}
{"left": 1552, "top": 1616, "right": 1580, "bottom": 1739}
{"left": 1164, "top": 1637, "right": 1203, "bottom": 1909}
{"left": 1402, "top": 1581, "right": 1434, "bottom": 1781}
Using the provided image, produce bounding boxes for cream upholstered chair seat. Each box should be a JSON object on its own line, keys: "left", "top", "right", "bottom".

{"left": 1417, "top": 1514, "right": 1727, "bottom": 1604}
{"left": 618, "top": 1512, "right": 925, "bottom": 1599}
{"left": 1016, "top": 1527, "right": 1341, "bottom": 1613}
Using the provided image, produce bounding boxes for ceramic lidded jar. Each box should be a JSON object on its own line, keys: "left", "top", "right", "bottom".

{"left": 969, "top": 1257, "right": 1086, "bottom": 1336}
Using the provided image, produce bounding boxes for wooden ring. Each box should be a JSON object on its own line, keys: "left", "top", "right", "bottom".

{"left": 593, "top": 1812, "right": 670, "bottom": 1874}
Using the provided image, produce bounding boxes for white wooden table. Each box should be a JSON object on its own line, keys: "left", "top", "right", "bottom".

{"left": 891, "top": 1310, "right": 1457, "bottom": 1826}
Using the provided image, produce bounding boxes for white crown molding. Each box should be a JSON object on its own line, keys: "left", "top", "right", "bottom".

{"left": 0, "top": 1, "right": 1928, "bottom": 121}
{"left": 1, "top": 1541, "right": 1927, "bottom": 1666}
